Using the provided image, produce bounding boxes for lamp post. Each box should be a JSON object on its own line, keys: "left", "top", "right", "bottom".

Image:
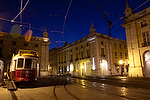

{"left": 119, "top": 60, "right": 124, "bottom": 76}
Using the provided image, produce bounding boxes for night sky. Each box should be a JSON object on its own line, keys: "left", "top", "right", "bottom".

{"left": 0, "top": 0, "right": 150, "bottom": 49}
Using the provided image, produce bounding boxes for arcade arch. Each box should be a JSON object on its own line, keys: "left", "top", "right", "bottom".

{"left": 143, "top": 51, "right": 150, "bottom": 76}
{"left": 0, "top": 60, "right": 4, "bottom": 78}
{"left": 100, "top": 59, "right": 108, "bottom": 75}
{"left": 70, "top": 63, "right": 74, "bottom": 75}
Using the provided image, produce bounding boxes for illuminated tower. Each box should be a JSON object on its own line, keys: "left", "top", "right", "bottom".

{"left": 40, "top": 28, "right": 51, "bottom": 76}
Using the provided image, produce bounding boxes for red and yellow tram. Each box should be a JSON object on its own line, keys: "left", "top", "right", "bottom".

{"left": 9, "top": 50, "right": 39, "bottom": 83}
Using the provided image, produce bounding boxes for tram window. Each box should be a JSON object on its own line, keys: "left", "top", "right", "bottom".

{"left": 25, "top": 59, "right": 32, "bottom": 69}
{"left": 14, "top": 60, "right": 17, "bottom": 70}
{"left": 17, "top": 58, "right": 24, "bottom": 68}
{"left": 33, "top": 60, "right": 37, "bottom": 69}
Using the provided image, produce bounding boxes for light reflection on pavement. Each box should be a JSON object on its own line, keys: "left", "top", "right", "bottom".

{"left": 73, "top": 78, "right": 150, "bottom": 100}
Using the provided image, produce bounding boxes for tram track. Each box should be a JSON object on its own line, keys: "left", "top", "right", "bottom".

{"left": 10, "top": 91, "right": 18, "bottom": 100}
{"left": 8, "top": 77, "right": 71, "bottom": 100}
{"left": 64, "top": 83, "right": 80, "bottom": 100}
{"left": 53, "top": 78, "right": 81, "bottom": 100}
{"left": 53, "top": 85, "right": 59, "bottom": 100}
{"left": 72, "top": 78, "right": 149, "bottom": 100}
{"left": 3, "top": 77, "right": 150, "bottom": 100}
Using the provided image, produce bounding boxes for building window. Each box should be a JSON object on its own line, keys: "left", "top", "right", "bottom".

{"left": 12, "top": 41, "right": 16, "bottom": 45}
{"left": 64, "top": 52, "right": 66, "bottom": 62}
{"left": 101, "top": 41, "right": 104, "bottom": 45}
{"left": 86, "top": 49, "right": 90, "bottom": 58}
{"left": 114, "top": 43, "right": 116, "bottom": 48}
{"left": 86, "top": 43, "right": 89, "bottom": 47}
{"left": 61, "top": 53, "right": 63, "bottom": 63}
{"left": 115, "top": 52, "right": 117, "bottom": 58}
{"left": 0, "top": 48, "right": 2, "bottom": 57}
{"left": 76, "top": 47, "right": 78, "bottom": 50}
{"left": 101, "top": 48, "right": 105, "bottom": 57}
{"left": 81, "top": 45, "right": 83, "bottom": 48}
{"left": 81, "top": 51, "right": 83, "bottom": 59}
{"left": 70, "top": 54, "right": 73, "bottom": 61}
{"left": 120, "top": 52, "right": 122, "bottom": 58}
{"left": 24, "top": 42, "right": 28, "bottom": 46}
{"left": 35, "top": 44, "right": 38, "bottom": 47}
{"left": 119, "top": 44, "right": 121, "bottom": 49}
{"left": 141, "top": 20, "right": 147, "bottom": 28}
{"left": 125, "top": 53, "right": 127, "bottom": 58}
{"left": 124, "top": 45, "right": 127, "bottom": 49}
{"left": 11, "top": 48, "right": 16, "bottom": 55}
{"left": 76, "top": 53, "right": 78, "bottom": 60}
{"left": 0, "top": 40, "right": 3, "bottom": 44}
{"left": 115, "top": 52, "right": 117, "bottom": 57}
{"left": 59, "top": 54, "right": 60, "bottom": 63}
{"left": 142, "top": 31, "right": 149, "bottom": 43}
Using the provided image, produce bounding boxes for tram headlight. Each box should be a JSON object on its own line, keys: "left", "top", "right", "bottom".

{"left": 19, "top": 78, "right": 24, "bottom": 81}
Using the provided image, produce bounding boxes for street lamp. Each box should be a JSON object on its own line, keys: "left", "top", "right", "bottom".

{"left": 119, "top": 60, "right": 123, "bottom": 65}
{"left": 119, "top": 60, "right": 124, "bottom": 76}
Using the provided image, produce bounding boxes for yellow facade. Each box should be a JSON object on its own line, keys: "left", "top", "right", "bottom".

{"left": 122, "top": 3, "right": 150, "bottom": 77}
{"left": 50, "top": 24, "right": 128, "bottom": 76}
{"left": 0, "top": 31, "right": 50, "bottom": 77}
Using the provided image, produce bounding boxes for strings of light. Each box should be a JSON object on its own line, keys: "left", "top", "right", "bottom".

{"left": 0, "top": 17, "right": 31, "bottom": 30}
{"left": 62, "top": 0, "right": 72, "bottom": 40}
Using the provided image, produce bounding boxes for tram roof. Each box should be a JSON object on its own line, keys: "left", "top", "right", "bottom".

{"left": 12, "top": 49, "right": 39, "bottom": 59}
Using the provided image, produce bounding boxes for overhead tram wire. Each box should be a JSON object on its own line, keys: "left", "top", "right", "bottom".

{"left": 60, "top": 0, "right": 121, "bottom": 14}
{"left": 20, "top": 0, "right": 23, "bottom": 25}
{"left": 60, "top": 0, "right": 98, "bottom": 11}
{"left": 0, "top": 17, "right": 88, "bottom": 37}
{"left": 93, "top": 0, "right": 113, "bottom": 37}
{"left": 100, "top": 0, "right": 149, "bottom": 33}
{"left": 60, "top": 0, "right": 149, "bottom": 37}
{"left": 24, "top": 9, "right": 65, "bottom": 17}
{"left": 12, "top": 0, "right": 30, "bottom": 21}
{"left": 0, "top": 17, "right": 31, "bottom": 30}
{"left": 100, "top": 16, "right": 123, "bottom": 33}
{"left": 133, "top": 0, "right": 149, "bottom": 11}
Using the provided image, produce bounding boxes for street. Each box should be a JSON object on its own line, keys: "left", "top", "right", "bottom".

{"left": 0, "top": 76, "right": 150, "bottom": 100}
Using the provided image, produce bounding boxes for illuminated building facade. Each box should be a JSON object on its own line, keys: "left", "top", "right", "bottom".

{"left": 122, "top": 2, "right": 150, "bottom": 77}
{"left": 0, "top": 30, "right": 50, "bottom": 77}
{"left": 50, "top": 24, "right": 128, "bottom": 76}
